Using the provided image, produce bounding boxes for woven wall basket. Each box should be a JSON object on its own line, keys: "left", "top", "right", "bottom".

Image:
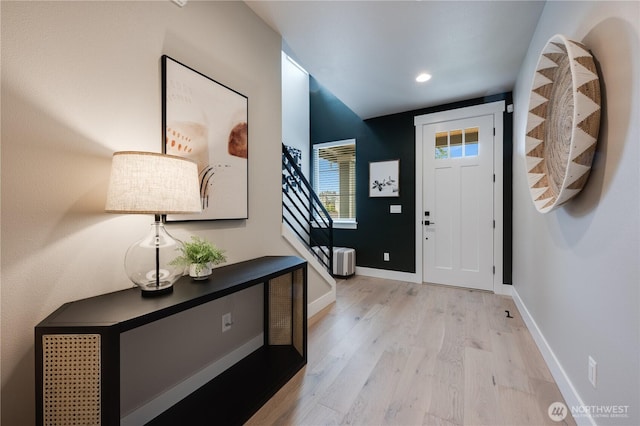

{"left": 525, "top": 34, "right": 601, "bottom": 213}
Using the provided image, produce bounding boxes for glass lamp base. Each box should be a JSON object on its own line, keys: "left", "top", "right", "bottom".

{"left": 138, "top": 268, "right": 175, "bottom": 294}
{"left": 140, "top": 280, "right": 174, "bottom": 296}
{"left": 125, "top": 221, "right": 183, "bottom": 295}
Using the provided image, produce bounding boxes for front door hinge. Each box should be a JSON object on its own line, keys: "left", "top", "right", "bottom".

{"left": 493, "top": 220, "right": 496, "bottom": 228}
{"left": 493, "top": 266, "right": 496, "bottom": 275}
{"left": 493, "top": 174, "right": 496, "bottom": 182}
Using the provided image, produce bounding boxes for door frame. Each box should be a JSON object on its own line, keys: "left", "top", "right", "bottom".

{"left": 414, "top": 101, "right": 507, "bottom": 294}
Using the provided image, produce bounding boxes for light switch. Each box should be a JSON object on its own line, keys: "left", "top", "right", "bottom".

{"left": 390, "top": 205, "right": 402, "bottom": 214}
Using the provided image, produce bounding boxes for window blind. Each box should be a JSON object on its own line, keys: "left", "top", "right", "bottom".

{"left": 313, "top": 140, "right": 356, "bottom": 221}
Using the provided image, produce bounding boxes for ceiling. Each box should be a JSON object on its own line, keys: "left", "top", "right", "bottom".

{"left": 246, "top": 0, "right": 546, "bottom": 119}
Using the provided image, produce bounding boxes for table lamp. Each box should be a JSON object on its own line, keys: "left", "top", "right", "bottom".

{"left": 105, "top": 151, "right": 201, "bottom": 294}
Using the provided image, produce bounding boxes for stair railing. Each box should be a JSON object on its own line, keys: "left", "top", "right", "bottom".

{"left": 282, "top": 144, "right": 333, "bottom": 273}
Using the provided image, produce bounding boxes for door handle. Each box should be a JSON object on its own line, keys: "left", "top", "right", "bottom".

{"left": 425, "top": 220, "right": 435, "bottom": 226}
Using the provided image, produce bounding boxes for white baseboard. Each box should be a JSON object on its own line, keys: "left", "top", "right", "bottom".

{"left": 281, "top": 224, "right": 337, "bottom": 319}
{"left": 355, "top": 266, "right": 420, "bottom": 283}
{"left": 511, "top": 288, "right": 595, "bottom": 426}
{"left": 281, "top": 224, "right": 336, "bottom": 285}
{"left": 495, "top": 283, "right": 513, "bottom": 296}
{"left": 121, "top": 334, "right": 264, "bottom": 425}
{"left": 308, "top": 285, "right": 336, "bottom": 318}
{"left": 356, "top": 266, "right": 513, "bottom": 296}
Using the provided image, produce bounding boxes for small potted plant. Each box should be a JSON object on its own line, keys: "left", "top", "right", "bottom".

{"left": 171, "top": 236, "right": 226, "bottom": 280}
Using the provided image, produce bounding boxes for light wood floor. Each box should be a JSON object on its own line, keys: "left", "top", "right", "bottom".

{"left": 247, "top": 275, "right": 575, "bottom": 426}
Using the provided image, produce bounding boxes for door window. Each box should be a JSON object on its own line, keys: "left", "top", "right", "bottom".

{"left": 435, "top": 127, "right": 480, "bottom": 159}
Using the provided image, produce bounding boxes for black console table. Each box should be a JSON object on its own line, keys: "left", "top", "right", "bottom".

{"left": 35, "top": 256, "right": 307, "bottom": 425}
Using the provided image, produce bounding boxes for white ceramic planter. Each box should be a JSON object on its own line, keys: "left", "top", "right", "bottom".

{"left": 189, "top": 263, "right": 212, "bottom": 280}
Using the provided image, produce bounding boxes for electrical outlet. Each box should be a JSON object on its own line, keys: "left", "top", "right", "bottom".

{"left": 222, "top": 313, "right": 232, "bottom": 332}
{"left": 588, "top": 356, "right": 597, "bottom": 388}
{"left": 383, "top": 252, "right": 390, "bottom": 261}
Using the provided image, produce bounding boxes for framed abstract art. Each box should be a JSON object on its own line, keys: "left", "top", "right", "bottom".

{"left": 162, "top": 55, "right": 248, "bottom": 221}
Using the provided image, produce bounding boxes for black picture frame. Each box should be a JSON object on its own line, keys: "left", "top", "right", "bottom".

{"left": 162, "top": 55, "right": 248, "bottom": 221}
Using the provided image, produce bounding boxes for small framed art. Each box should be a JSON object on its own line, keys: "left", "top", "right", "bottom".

{"left": 369, "top": 160, "right": 399, "bottom": 197}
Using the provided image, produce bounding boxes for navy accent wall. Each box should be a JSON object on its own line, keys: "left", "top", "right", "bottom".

{"left": 310, "top": 76, "right": 513, "bottom": 283}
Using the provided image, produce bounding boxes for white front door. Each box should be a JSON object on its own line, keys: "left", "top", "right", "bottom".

{"left": 420, "top": 114, "right": 495, "bottom": 291}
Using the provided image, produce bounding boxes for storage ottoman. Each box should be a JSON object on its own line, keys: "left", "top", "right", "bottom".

{"left": 312, "top": 246, "right": 356, "bottom": 277}
{"left": 332, "top": 247, "right": 356, "bottom": 277}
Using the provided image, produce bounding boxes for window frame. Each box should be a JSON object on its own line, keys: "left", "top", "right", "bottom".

{"left": 312, "top": 139, "right": 357, "bottom": 229}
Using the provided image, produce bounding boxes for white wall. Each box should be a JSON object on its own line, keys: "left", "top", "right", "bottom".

{"left": 282, "top": 51, "right": 310, "bottom": 175}
{"left": 512, "top": 1, "right": 639, "bottom": 425}
{"left": 0, "top": 2, "right": 330, "bottom": 424}
{"left": 280, "top": 51, "right": 332, "bottom": 302}
{"left": 282, "top": 51, "right": 312, "bottom": 244}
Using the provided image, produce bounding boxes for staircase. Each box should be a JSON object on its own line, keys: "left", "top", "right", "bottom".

{"left": 282, "top": 144, "right": 333, "bottom": 274}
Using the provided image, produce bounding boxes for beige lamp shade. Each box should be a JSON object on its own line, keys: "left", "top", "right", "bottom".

{"left": 105, "top": 151, "right": 201, "bottom": 214}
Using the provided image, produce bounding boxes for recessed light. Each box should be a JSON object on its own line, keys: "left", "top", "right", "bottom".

{"left": 416, "top": 73, "right": 432, "bottom": 83}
